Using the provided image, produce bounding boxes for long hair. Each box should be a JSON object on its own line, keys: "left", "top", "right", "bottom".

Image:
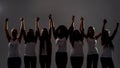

{"left": 70, "top": 30, "right": 84, "bottom": 47}
{"left": 40, "top": 28, "right": 52, "bottom": 55}
{"left": 101, "top": 29, "right": 114, "bottom": 50}
{"left": 72, "top": 30, "right": 84, "bottom": 41}
{"left": 87, "top": 26, "right": 95, "bottom": 38}
{"left": 56, "top": 25, "right": 68, "bottom": 39}
{"left": 26, "top": 29, "right": 35, "bottom": 42}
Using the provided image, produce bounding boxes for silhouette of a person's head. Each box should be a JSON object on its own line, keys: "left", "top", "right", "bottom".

{"left": 41, "top": 28, "right": 49, "bottom": 39}
{"left": 87, "top": 26, "right": 95, "bottom": 38}
{"left": 11, "top": 28, "right": 18, "bottom": 39}
{"left": 56, "top": 25, "right": 68, "bottom": 39}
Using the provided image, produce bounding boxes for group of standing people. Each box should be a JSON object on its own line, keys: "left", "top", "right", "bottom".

{"left": 5, "top": 14, "right": 119, "bottom": 68}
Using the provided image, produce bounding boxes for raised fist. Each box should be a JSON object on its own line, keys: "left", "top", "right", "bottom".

{"left": 5, "top": 18, "right": 8, "bottom": 22}
{"left": 103, "top": 19, "right": 107, "bottom": 24}
{"left": 117, "top": 22, "right": 119, "bottom": 26}
{"left": 80, "top": 17, "right": 84, "bottom": 21}
{"left": 72, "top": 15, "right": 75, "bottom": 22}
{"left": 20, "top": 17, "right": 24, "bottom": 22}
{"left": 36, "top": 17, "right": 40, "bottom": 22}
{"left": 49, "top": 14, "right": 52, "bottom": 19}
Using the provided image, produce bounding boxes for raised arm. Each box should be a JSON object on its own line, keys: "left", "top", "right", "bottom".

{"left": 94, "top": 20, "right": 105, "bottom": 39}
{"left": 80, "top": 17, "right": 87, "bottom": 38}
{"left": 69, "top": 16, "right": 75, "bottom": 44}
{"left": 95, "top": 19, "right": 107, "bottom": 39}
{"left": 18, "top": 18, "right": 24, "bottom": 43}
{"left": 5, "top": 18, "right": 11, "bottom": 42}
{"left": 95, "top": 33, "right": 102, "bottom": 39}
{"left": 80, "top": 17, "right": 84, "bottom": 32}
{"left": 48, "top": 14, "right": 52, "bottom": 39}
{"left": 49, "top": 14, "right": 57, "bottom": 39}
{"left": 79, "top": 17, "right": 85, "bottom": 40}
{"left": 110, "top": 23, "right": 119, "bottom": 40}
{"left": 21, "top": 18, "right": 27, "bottom": 42}
{"left": 35, "top": 17, "right": 40, "bottom": 42}
{"left": 102, "top": 19, "right": 107, "bottom": 33}
{"left": 69, "top": 15, "right": 74, "bottom": 34}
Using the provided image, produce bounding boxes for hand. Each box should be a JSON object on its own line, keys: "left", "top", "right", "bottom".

{"left": 5, "top": 18, "right": 8, "bottom": 22}
{"left": 117, "top": 22, "right": 119, "bottom": 26}
{"left": 72, "top": 15, "right": 75, "bottom": 22}
{"left": 80, "top": 17, "right": 84, "bottom": 21}
{"left": 36, "top": 17, "right": 40, "bottom": 22}
{"left": 20, "top": 17, "right": 24, "bottom": 22}
{"left": 49, "top": 14, "right": 53, "bottom": 25}
{"left": 103, "top": 19, "right": 107, "bottom": 24}
{"left": 49, "top": 14, "right": 52, "bottom": 19}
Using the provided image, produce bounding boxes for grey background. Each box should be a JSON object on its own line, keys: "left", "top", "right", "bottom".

{"left": 0, "top": 0, "right": 120, "bottom": 68}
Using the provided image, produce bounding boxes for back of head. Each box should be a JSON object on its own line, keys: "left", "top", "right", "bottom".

{"left": 27, "top": 29, "right": 35, "bottom": 42}
{"left": 56, "top": 25, "right": 68, "bottom": 38}
{"left": 101, "top": 29, "right": 114, "bottom": 49}
{"left": 40, "top": 28, "right": 49, "bottom": 39}
{"left": 101, "top": 29, "right": 110, "bottom": 43}
{"left": 73, "top": 30, "right": 83, "bottom": 41}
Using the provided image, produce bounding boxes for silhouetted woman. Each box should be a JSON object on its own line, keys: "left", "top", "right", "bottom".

{"left": 69, "top": 16, "right": 84, "bottom": 68}
{"left": 84, "top": 19, "right": 102, "bottom": 68}
{"left": 50, "top": 14, "right": 69, "bottom": 68}
{"left": 5, "top": 18, "right": 24, "bottom": 68}
{"left": 100, "top": 19, "right": 119, "bottom": 68}
{"left": 22, "top": 18, "right": 38, "bottom": 68}
{"left": 36, "top": 16, "right": 52, "bottom": 68}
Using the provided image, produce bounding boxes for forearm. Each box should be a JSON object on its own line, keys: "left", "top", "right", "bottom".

{"left": 80, "top": 17, "right": 84, "bottom": 32}
{"left": 102, "top": 19, "right": 107, "bottom": 32}
{"left": 111, "top": 23, "right": 119, "bottom": 40}
{"left": 95, "top": 33, "right": 102, "bottom": 39}
{"left": 18, "top": 20, "right": 24, "bottom": 42}
{"left": 49, "top": 14, "right": 57, "bottom": 39}
{"left": 5, "top": 18, "right": 11, "bottom": 41}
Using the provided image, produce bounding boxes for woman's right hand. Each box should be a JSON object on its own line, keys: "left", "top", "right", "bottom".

{"left": 5, "top": 18, "right": 8, "bottom": 22}
{"left": 103, "top": 19, "right": 107, "bottom": 25}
